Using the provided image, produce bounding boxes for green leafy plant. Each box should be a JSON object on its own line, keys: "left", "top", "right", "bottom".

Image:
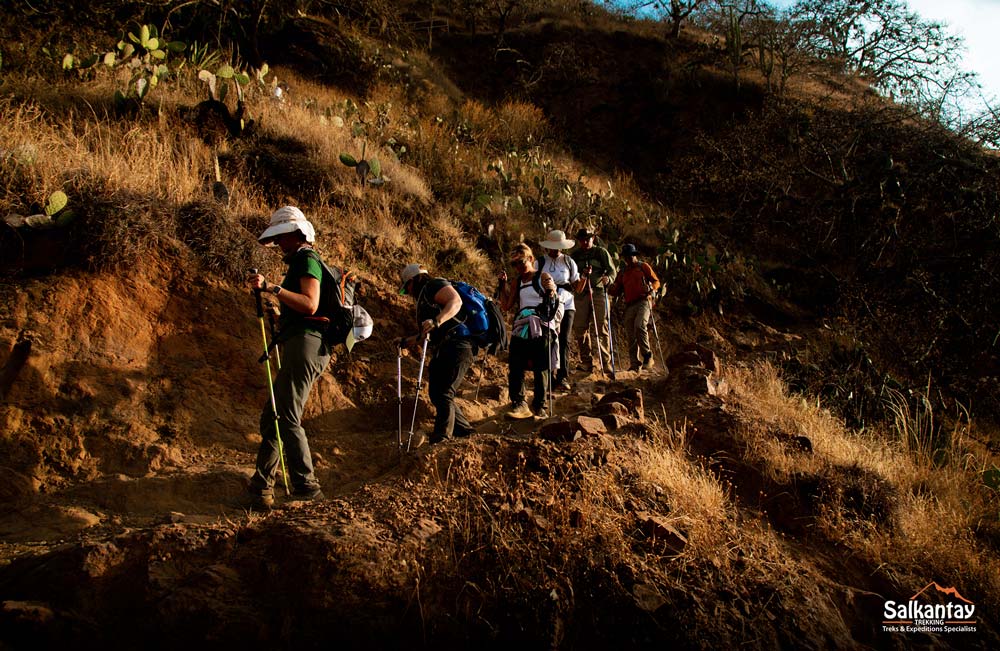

{"left": 64, "top": 24, "right": 186, "bottom": 106}
{"left": 339, "top": 142, "right": 386, "bottom": 187}
{"left": 4, "top": 190, "right": 74, "bottom": 229}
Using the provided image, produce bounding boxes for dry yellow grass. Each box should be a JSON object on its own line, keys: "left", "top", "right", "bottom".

{"left": 724, "top": 361, "right": 1000, "bottom": 608}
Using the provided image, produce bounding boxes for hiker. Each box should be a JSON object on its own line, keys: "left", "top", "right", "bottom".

{"left": 571, "top": 227, "right": 617, "bottom": 373}
{"left": 399, "top": 263, "right": 477, "bottom": 444}
{"left": 538, "top": 229, "right": 582, "bottom": 391}
{"left": 240, "top": 206, "right": 328, "bottom": 509}
{"left": 608, "top": 243, "right": 661, "bottom": 371}
{"left": 499, "top": 243, "right": 564, "bottom": 419}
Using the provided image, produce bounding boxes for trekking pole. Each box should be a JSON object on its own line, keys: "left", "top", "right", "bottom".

{"left": 474, "top": 351, "right": 486, "bottom": 402}
{"left": 405, "top": 333, "right": 430, "bottom": 452}
{"left": 250, "top": 269, "right": 290, "bottom": 496}
{"left": 586, "top": 277, "right": 607, "bottom": 376}
{"left": 545, "top": 320, "right": 554, "bottom": 417}
{"left": 603, "top": 290, "right": 618, "bottom": 380}
{"left": 397, "top": 342, "right": 403, "bottom": 452}
{"left": 649, "top": 309, "right": 666, "bottom": 370}
{"left": 267, "top": 307, "right": 282, "bottom": 369}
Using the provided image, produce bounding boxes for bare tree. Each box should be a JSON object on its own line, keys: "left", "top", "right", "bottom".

{"left": 613, "top": 0, "right": 711, "bottom": 38}
{"left": 792, "top": 0, "right": 971, "bottom": 110}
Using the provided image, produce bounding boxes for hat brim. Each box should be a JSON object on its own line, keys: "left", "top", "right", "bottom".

{"left": 539, "top": 239, "right": 575, "bottom": 250}
{"left": 258, "top": 221, "right": 315, "bottom": 245}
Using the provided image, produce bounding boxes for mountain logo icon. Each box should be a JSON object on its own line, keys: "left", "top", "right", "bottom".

{"left": 910, "top": 582, "right": 974, "bottom": 604}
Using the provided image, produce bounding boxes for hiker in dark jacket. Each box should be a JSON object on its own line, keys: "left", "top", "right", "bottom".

{"left": 608, "top": 243, "right": 660, "bottom": 372}
{"left": 499, "top": 243, "right": 564, "bottom": 420}
{"left": 240, "top": 206, "right": 328, "bottom": 510}
{"left": 399, "top": 263, "right": 476, "bottom": 443}
{"left": 571, "top": 227, "right": 617, "bottom": 374}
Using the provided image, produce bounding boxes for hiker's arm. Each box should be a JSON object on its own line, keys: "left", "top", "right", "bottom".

{"left": 421, "top": 285, "right": 462, "bottom": 334}
{"left": 278, "top": 276, "right": 320, "bottom": 315}
{"left": 247, "top": 272, "right": 320, "bottom": 314}
{"left": 644, "top": 263, "right": 661, "bottom": 293}
{"left": 607, "top": 274, "right": 622, "bottom": 296}
{"left": 603, "top": 249, "right": 618, "bottom": 284}
{"left": 498, "top": 276, "right": 517, "bottom": 313}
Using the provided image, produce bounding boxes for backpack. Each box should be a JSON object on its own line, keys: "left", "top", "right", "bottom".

{"left": 301, "top": 250, "right": 365, "bottom": 347}
{"left": 451, "top": 280, "right": 508, "bottom": 355}
{"left": 515, "top": 269, "right": 559, "bottom": 323}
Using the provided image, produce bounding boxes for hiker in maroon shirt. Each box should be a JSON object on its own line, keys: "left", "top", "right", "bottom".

{"left": 608, "top": 243, "right": 660, "bottom": 372}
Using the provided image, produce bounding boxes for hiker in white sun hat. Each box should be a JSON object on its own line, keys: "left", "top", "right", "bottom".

{"left": 257, "top": 205, "right": 316, "bottom": 245}
{"left": 538, "top": 230, "right": 583, "bottom": 392}
{"left": 239, "top": 205, "right": 329, "bottom": 509}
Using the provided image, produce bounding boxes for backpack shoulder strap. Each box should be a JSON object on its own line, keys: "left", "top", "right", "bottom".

{"left": 300, "top": 248, "right": 344, "bottom": 305}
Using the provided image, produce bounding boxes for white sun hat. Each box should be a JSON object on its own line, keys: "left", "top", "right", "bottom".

{"left": 345, "top": 305, "right": 374, "bottom": 352}
{"left": 398, "top": 263, "right": 428, "bottom": 294}
{"left": 539, "top": 229, "right": 575, "bottom": 250}
{"left": 258, "top": 205, "right": 316, "bottom": 245}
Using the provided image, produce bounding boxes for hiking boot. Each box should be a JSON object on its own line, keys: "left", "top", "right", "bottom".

{"left": 506, "top": 402, "right": 534, "bottom": 420}
{"left": 642, "top": 354, "right": 655, "bottom": 371}
{"left": 629, "top": 362, "right": 641, "bottom": 372}
{"left": 454, "top": 427, "right": 477, "bottom": 438}
{"left": 555, "top": 379, "right": 572, "bottom": 392}
{"left": 427, "top": 434, "right": 453, "bottom": 444}
{"left": 290, "top": 488, "right": 325, "bottom": 502}
{"left": 227, "top": 488, "right": 274, "bottom": 512}
{"left": 533, "top": 406, "right": 549, "bottom": 420}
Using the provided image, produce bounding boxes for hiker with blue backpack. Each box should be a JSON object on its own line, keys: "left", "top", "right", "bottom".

{"left": 399, "top": 263, "right": 478, "bottom": 444}
{"left": 538, "top": 230, "right": 583, "bottom": 392}
{"left": 238, "top": 205, "right": 329, "bottom": 510}
{"left": 499, "top": 243, "right": 565, "bottom": 420}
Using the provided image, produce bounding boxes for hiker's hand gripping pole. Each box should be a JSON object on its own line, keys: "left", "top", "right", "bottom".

{"left": 250, "top": 268, "right": 290, "bottom": 495}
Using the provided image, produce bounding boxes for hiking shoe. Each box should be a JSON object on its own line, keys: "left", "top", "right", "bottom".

{"left": 290, "top": 488, "right": 325, "bottom": 502}
{"left": 555, "top": 379, "right": 572, "bottom": 392}
{"left": 642, "top": 354, "right": 655, "bottom": 371}
{"left": 533, "top": 407, "right": 549, "bottom": 420}
{"left": 629, "top": 363, "right": 641, "bottom": 372}
{"left": 506, "top": 402, "right": 534, "bottom": 420}
{"left": 227, "top": 489, "right": 274, "bottom": 512}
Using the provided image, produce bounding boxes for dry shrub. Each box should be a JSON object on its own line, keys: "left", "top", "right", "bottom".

{"left": 176, "top": 201, "right": 262, "bottom": 282}
{"left": 496, "top": 100, "right": 549, "bottom": 151}
{"left": 458, "top": 99, "right": 499, "bottom": 149}
{"left": 65, "top": 180, "right": 179, "bottom": 272}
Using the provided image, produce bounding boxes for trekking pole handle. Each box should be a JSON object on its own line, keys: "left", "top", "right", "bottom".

{"left": 249, "top": 268, "right": 265, "bottom": 318}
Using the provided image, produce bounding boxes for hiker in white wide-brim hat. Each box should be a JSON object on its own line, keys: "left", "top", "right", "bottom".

{"left": 237, "top": 205, "right": 329, "bottom": 510}
{"left": 538, "top": 230, "right": 583, "bottom": 392}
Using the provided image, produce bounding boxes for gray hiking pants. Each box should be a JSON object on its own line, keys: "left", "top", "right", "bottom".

{"left": 251, "top": 331, "right": 329, "bottom": 495}
{"left": 572, "top": 290, "right": 611, "bottom": 371}
{"left": 623, "top": 299, "right": 652, "bottom": 369}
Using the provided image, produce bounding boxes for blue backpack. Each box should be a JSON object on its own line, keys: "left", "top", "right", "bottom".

{"left": 451, "top": 280, "right": 508, "bottom": 355}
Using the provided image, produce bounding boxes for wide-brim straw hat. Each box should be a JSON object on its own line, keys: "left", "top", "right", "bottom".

{"left": 258, "top": 206, "right": 315, "bottom": 244}
{"left": 539, "top": 229, "right": 575, "bottom": 250}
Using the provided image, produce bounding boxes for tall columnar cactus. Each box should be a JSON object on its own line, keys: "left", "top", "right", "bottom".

{"left": 726, "top": 8, "right": 743, "bottom": 90}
